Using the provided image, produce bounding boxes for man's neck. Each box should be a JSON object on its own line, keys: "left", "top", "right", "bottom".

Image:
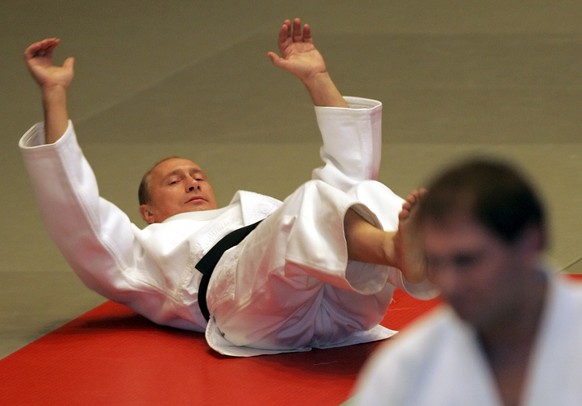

{"left": 478, "top": 272, "right": 548, "bottom": 406}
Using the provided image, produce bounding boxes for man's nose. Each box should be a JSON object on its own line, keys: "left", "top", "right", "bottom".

{"left": 186, "top": 177, "right": 200, "bottom": 192}
{"left": 432, "top": 265, "right": 461, "bottom": 297}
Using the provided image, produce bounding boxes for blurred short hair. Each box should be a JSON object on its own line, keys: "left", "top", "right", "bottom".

{"left": 416, "top": 158, "right": 546, "bottom": 244}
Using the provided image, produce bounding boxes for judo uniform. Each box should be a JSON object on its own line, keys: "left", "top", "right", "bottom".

{"left": 19, "top": 97, "right": 436, "bottom": 356}
{"left": 353, "top": 271, "right": 582, "bottom": 405}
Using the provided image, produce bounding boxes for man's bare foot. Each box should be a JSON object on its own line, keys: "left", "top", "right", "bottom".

{"left": 393, "top": 189, "right": 427, "bottom": 284}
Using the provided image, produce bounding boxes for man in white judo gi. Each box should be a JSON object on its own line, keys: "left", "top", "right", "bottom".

{"left": 20, "top": 19, "right": 435, "bottom": 357}
{"left": 353, "top": 158, "right": 582, "bottom": 405}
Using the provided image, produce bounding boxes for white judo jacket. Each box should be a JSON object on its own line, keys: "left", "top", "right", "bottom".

{"left": 354, "top": 272, "right": 582, "bottom": 405}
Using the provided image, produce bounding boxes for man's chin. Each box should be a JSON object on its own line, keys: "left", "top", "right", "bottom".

{"left": 449, "top": 301, "right": 482, "bottom": 326}
{"left": 184, "top": 200, "right": 212, "bottom": 211}
{"left": 185, "top": 206, "right": 211, "bottom": 212}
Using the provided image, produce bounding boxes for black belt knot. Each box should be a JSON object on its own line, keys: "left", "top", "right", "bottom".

{"left": 195, "top": 220, "right": 262, "bottom": 321}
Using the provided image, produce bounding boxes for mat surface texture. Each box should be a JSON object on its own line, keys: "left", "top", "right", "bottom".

{"left": 0, "top": 288, "right": 442, "bottom": 405}
{"left": 5, "top": 276, "right": 579, "bottom": 405}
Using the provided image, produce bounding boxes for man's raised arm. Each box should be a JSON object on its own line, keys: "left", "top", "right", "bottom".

{"left": 267, "top": 19, "right": 384, "bottom": 190}
{"left": 267, "top": 18, "right": 347, "bottom": 108}
{"left": 24, "top": 38, "right": 74, "bottom": 144}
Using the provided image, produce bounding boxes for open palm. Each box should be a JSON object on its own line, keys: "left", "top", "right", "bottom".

{"left": 267, "top": 19, "right": 327, "bottom": 82}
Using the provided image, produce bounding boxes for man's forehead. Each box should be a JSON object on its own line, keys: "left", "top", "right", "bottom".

{"left": 421, "top": 215, "right": 495, "bottom": 249}
{"left": 152, "top": 157, "right": 203, "bottom": 175}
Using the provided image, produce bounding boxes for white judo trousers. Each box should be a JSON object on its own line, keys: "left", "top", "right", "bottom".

{"left": 206, "top": 179, "right": 410, "bottom": 356}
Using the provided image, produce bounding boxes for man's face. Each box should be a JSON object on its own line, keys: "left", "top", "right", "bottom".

{"left": 421, "top": 216, "right": 538, "bottom": 330}
{"left": 140, "top": 158, "right": 218, "bottom": 224}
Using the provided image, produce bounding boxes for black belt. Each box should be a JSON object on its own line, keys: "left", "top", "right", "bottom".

{"left": 195, "top": 220, "right": 263, "bottom": 321}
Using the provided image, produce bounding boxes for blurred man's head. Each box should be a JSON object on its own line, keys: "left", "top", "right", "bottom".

{"left": 415, "top": 158, "right": 547, "bottom": 329}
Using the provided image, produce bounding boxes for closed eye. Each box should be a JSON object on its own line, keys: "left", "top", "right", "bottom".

{"left": 190, "top": 170, "right": 206, "bottom": 182}
{"left": 167, "top": 176, "right": 182, "bottom": 185}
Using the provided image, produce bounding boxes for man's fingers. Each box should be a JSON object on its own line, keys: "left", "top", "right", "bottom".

{"left": 24, "top": 42, "right": 42, "bottom": 60}
{"left": 302, "top": 24, "right": 312, "bottom": 43}
{"left": 63, "top": 56, "right": 75, "bottom": 70}
{"left": 275, "top": 18, "right": 312, "bottom": 55}
{"left": 25, "top": 38, "right": 60, "bottom": 60}
{"left": 278, "top": 21, "right": 289, "bottom": 42}
{"left": 289, "top": 19, "right": 312, "bottom": 44}
{"left": 292, "top": 18, "right": 302, "bottom": 42}
{"left": 266, "top": 51, "right": 278, "bottom": 64}
{"left": 267, "top": 51, "right": 288, "bottom": 70}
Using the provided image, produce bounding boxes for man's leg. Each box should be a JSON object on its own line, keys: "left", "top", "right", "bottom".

{"left": 344, "top": 190, "right": 427, "bottom": 284}
{"left": 208, "top": 181, "right": 424, "bottom": 351}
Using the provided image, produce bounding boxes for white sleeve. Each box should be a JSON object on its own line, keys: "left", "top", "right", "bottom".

{"left": 19, "top": 122, "right": 146, "bottom": 303}
{"left": 312, "top": 96, "right": 383, "bottom": 191}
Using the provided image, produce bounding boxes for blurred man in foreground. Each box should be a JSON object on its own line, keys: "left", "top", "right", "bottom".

{"left": 354, "top": 158, "right": 582, "bottom": 405}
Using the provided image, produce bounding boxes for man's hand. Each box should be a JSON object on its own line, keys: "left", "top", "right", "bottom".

{"left": 267, "top": 18, "right": 347, "bottom": 108}
{"left": 24, "top": 38, "right": 74, "bottom": 143}
{"left": 267, "top": 18, "right": 327, "bottom": 83}
{"left": 24, "top": 38, "right": 74, "bottom": 91}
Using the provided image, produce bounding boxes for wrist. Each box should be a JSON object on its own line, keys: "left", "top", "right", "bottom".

{"left": 41, "top": 83, "right": 68, "bottom": 98}
{"left": 302, "top": 70, "right": 332, "bottom": 89}
{"left": 303, "top": 71, "right": 347, "bottom": 108}
{"left": 42, "top": 85, "right": 68, "bottom": 112}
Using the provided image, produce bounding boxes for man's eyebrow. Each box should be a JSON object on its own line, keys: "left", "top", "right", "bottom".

{"left": 189, "top": 168, "right": 206, "bottom": 177}
{"left": 161, "top": 169, "right": 185, "bottom": 183}
{"left": 161, "top": 168, "right": 205, "bottom": 182}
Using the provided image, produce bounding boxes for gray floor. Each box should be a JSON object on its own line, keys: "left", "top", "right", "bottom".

{"left": 1, "top": 1, "right": 581, "bottom": 359}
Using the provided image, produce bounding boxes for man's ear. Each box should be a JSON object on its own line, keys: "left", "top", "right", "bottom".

{"left": 139, "top": 204, "right": 155, "bottom": 224}
{"left": 522, "top": 224, "right": 546, "bottom": 252}
{"left": 517, "top": 225, "right": 545, "bottom": 268}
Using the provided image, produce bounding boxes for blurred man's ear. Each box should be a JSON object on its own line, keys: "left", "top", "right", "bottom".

{"left": 516, "top": 225, "right": 546, "bottom": 268}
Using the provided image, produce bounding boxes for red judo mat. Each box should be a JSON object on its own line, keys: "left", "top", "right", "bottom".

{"left": 7, "top": 273, "right": 567, "bottom": 406}
{"left": 0, "top": 288, "right": 443, "bottom": 406}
